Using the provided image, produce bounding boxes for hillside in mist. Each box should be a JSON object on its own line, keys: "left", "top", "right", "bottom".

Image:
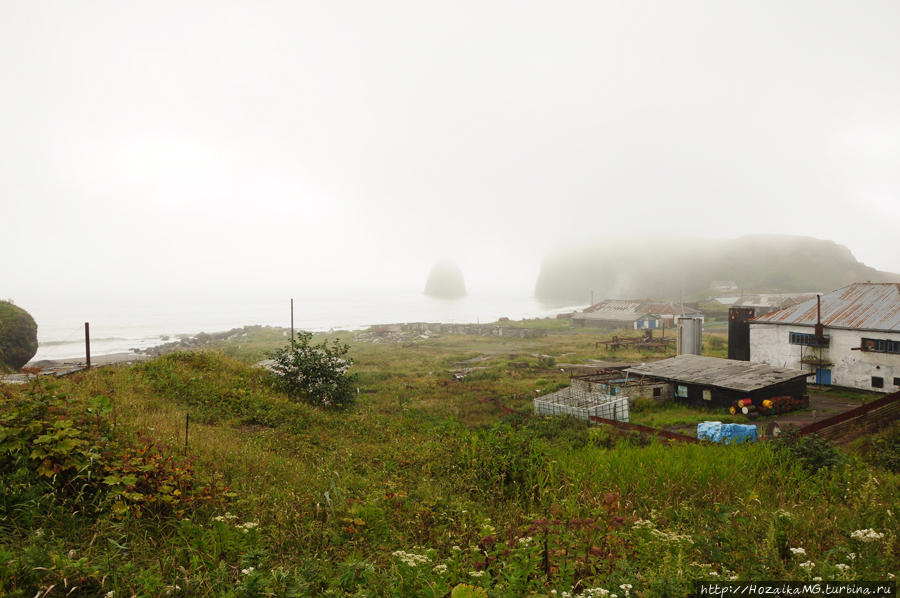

{"left": 534, "top": 235, "right": 900, "bottom": 303}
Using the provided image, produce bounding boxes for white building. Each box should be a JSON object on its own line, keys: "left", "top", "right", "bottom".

{"left": 750, "top": 283, "right": 900, "bottom": 392}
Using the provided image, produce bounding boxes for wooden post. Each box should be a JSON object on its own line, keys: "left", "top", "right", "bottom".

{"left": 185, "top": 413, "right": 189, "bottom": 453}
{"left": 290, "top": 298, "right": 294, "bottom": 343}
{"left": 84, "top": 322, "right": 91, "bottom": 369}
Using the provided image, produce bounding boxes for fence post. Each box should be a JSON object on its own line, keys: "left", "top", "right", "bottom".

{"left": 185, "top": 413, "right": 189, "bottom": 453}
{"left": 84, "top": 322, "right": 91, "bottom": 369}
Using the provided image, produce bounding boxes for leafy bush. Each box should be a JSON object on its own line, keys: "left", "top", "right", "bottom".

{"left": 267, "top": 332, "right": 356, "bottom": 409}
{"left": 525, "top": 415, "right": 591, "bottom": 449}
{"left": 536, "top": 355, "right": 556, "bottom": 368}
{"left": 857, "top": 423, "right": 900, "bottom": 472}
{"left": 775, "top": 429, "right": 845, "bottom": 473}
{"left": 0, "top": 300, "right": 38, "bottom": 370}
{"left": 0, "top": 381, "right": 212, "bottom": 521}
{"left": 467, "top": 424, "right": 546, "bottom": 504}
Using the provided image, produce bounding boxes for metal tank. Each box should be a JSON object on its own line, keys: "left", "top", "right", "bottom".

{"left": 677, "top": 316, "right": 703, "bottom": 356}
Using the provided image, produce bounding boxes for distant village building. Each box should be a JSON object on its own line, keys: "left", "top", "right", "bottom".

{"left": 710, "top": 280, "right": 738, "bottom": 292}
{"left": 571, "top": 299, "right": 702, "bottom": 330}
{"left": 750, "top": 283, "right": 900, "bottom": 392}
{"left": 626, "top": 354, "right": 808, "bottom": 407}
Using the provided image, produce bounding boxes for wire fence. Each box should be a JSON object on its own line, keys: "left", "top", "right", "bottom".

{"left": 533, "top": 387, "right": 630, "bottom": 423}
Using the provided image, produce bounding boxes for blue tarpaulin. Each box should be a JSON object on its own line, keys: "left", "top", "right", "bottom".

{"left": 697, "top": 422, "right": 759, "bottom": 444}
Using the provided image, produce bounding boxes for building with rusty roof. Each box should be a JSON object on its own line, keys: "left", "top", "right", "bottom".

{"left": 749, "top": 283, "right": 900, "bottom": 392}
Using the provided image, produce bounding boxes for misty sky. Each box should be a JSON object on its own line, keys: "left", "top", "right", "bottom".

{"left": 2, "top": 1, "right": 899, "bottom": 305}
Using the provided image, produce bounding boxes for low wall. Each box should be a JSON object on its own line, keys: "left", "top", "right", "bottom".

{"left": 370, "top": 323, "right": 547, "bottom": 338}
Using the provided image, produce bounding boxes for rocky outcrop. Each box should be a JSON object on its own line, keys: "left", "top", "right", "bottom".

{"left": 424, "top": 261, "right": 467, "bottom": 298}
{"left": 0, "top": 301, "right": 38, "bottom": 370}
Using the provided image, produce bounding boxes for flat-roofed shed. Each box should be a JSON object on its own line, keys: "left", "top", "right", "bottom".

{"left": 626, "top": 354, "right": 809, "bottom": 407}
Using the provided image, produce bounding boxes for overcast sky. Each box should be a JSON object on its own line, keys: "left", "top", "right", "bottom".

{"left": 2, "top": 1, "right": 898, "bottom": 304}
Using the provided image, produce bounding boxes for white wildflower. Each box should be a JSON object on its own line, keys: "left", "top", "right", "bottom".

{"left": 632, "top": 519, "right": 654, "bottom": 529}
{"left": 650, "top": 528, "right": 693, "bottom": 543}
{"left": 241, "top": 567, "right": 255, "bottom": 575}
{"left": 847, "top": 552, "right": 856, "bottom": 561}
{"left": 469, "top": 570, "right": 486, "bottom": 578}
{"left": 105, "top": 592, "right": 115, "bottom": 598}
{"left": 432, "top": 564, "right": 448, "bottom": 574}
{"left": 451, "top": 545, "right": 461, "bottom": 551}
{"left": 835, "top": 564, "right": 850, "bottom": 572}
{"left": 392, "top": 550, "right": 430, "bottom": 567}
{"left": 813, "top": 577, "right": 823, "bottom": 582}
{"left": 850, "top": 528, "right": 884, "bottom": 542}
{"left": 518, "top": 536, "right": 533, "bottom": 545}
{"left": 709, "top": 571, "right": 719, "bottom": 577}
{"left": 790, "top": 547, "right": 806, "bottom": 556}
{"left": 235, "top": 521, "right": 259, "bottom": 533}
{"left": 799, "top": 561, "right": 815, "bottom": 571}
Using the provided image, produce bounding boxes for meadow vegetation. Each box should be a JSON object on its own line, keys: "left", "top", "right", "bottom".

{"left": 0, "top": 324, "right": 896, "bottom": 596}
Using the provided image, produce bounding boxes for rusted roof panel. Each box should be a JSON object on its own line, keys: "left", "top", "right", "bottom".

{"left": 752, "top": 283, "right": 900, "bottom": 332}
{"left": 584, "top": 299, "right": 702, "bottom": 316}
{"left": 626, "top": 355, "right": 808, "bottom": 393}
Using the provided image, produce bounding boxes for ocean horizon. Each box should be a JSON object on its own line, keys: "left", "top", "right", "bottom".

{"left": 27, "top": 290, "right": 581, "bottom": 361}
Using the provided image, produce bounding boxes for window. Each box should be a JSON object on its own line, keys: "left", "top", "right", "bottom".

{"left": 860, "top": 338, "right": 900, "bottom": 354}
{"left": 894, "top": 377, "right": 900, "bottom": 387}
{"left": 702, "top": 389, "right": 712, "bottom": 401}
{"left": 790, "top": 332, "right": 830, "bottom": 347}
{"left": 872, "top": 376, "right": 884, "bottom": 388}
{"left": 676, "top": 385, "right": 688, "bottom": 398}
{"left": 653, "top": 387, "right": 661, "bottom": 398}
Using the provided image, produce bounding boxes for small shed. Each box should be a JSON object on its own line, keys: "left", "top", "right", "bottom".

{"left": 626, "top": 354, "right": 808, "bottom": 407}
{"left": 571, "top": 369, "right": 672, "bottom": 404}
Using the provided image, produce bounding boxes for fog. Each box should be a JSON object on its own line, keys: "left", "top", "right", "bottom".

{"left": 3, "top": 1, "right": 899, "bottom": 312}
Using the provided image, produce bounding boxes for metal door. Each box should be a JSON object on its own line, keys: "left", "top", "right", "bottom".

{"left": 815, "top": 368, "right": 831, "bottom": 385}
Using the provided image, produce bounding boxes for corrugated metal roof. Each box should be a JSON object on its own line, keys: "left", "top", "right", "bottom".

{"left": 583, "top": 300, "right": 702, "bottom": 316}
{"left": 626, "top": 354, "right": 808, "bottom": 393}
{"left": 572, "top": 311, "right": 649, "bottom": 322}
{"left": 751, "top": 283, "right": 900, "bottom": 332}
{"left": 730, "top": 293, "right": 820, "bottom": 309}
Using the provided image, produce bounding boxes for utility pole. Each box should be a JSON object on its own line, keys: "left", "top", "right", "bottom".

{"left": 290, "top": 298, "right": 295, "bottom": 343}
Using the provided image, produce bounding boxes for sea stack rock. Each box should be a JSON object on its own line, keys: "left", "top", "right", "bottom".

{"left": 424, "top": 261, "right": 467, "bottom": 298}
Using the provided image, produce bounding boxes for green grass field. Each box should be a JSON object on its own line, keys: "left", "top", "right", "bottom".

{"left": 1, "top": 324, "right": 896, "bottom": 597}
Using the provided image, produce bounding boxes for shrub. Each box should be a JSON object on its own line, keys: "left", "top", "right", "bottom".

{"left": 267, "top": 332, "right": 356, "bottom": 409}
{"left": 536, "top": 355, "right": 556, "bottom": 368}
{"left": 0, "top": 300, "right": 38, "bottom": 370}
{"left": 774, "top": 429, "right": 845, "bottom": 473}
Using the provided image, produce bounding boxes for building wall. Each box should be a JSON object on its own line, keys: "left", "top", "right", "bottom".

{"left": 750, "top": 323, "right": 900, "bottom": 392}
{"left": 671, "top": 377, "right": 807, "bottom": 408}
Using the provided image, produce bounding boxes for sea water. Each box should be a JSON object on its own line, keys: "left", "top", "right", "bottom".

{"left": 27, "top": 291, "right": 579, "bottom": 361}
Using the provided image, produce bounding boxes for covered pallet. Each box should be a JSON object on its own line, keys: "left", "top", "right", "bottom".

{"left": 533, "top": 387, "right": 630, "bottom": 423}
